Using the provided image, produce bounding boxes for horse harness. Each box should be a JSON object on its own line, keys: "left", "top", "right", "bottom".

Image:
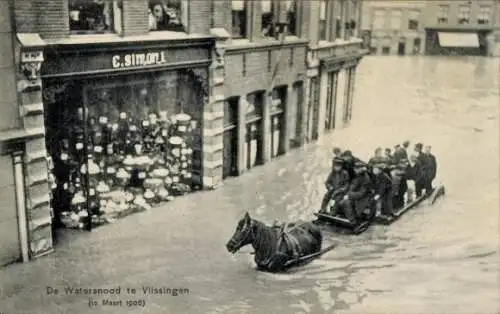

{"left": 258, "top": 222, "right": 314, "bottom": 270}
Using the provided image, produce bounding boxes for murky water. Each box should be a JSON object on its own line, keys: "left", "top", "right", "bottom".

{"left": 1, "top": 56, "right": 498, "bottom": 314}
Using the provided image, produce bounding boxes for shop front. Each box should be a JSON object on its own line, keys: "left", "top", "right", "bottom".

{"left": 42, "top": 37, "right": 212, "bottom": 230}
{"left": 243, "top": 92, "right": 264, "bottom": 170}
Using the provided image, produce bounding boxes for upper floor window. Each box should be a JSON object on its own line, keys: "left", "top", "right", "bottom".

{"left": 335, "top": 0, "right": 344, "bottom": 39}
{"left": 347, "top": 0, "right": 358, "bottom": 37}
{"left": 148, "top": 0, "right": 187, "bottom": 32}
{"left": 408, "top": 10, "right": 419, "bottom": 30}
{"left": 261, "top": 0, "right": 277, "bottom": 38}
{"left": 372, "top": 9, "right": 385, "bottom": 29}
{"left": 477, "top": 6, "right": 491, "bottom": 25}
{"left": 458, "top": 4, "right": 471, "bottom": 24}
{"left": 69, "top": 0, "right": 122, "bottom": 33}
{"left": 232, "top": 0, "right": 247, "bottom": 38}
{"left": 390, "top": 10, "right": 402, "bottom": 30}
{"left": 286, "top": 0, "right": 297, "bottom": 36}
{"left": 437, "top": 5, "right": 449, "bottom": 24}
{"left": 318, "top": 0, "right": 328, "bottom": 41}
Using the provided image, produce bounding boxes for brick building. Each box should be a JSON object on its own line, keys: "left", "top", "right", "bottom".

{"left": 361, "top": 0, "right": 500, "bottom": 57}
{"left": 0, "top": 0, "right": 367, "bottom": 266}
{"left": 361, "top": 0, "right": 427, "bottom": 55}
{"left": 422, "top": 0, "right": 500, "bottom": 56}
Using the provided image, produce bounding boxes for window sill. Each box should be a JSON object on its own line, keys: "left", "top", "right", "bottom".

{"left": 311, "top": 37, "right": 364, "bottom": 50}
{"left": 227, "top": 36, "right": 307, "bottom": 51}
{"left": 45, "top": 31, "right": 214, "bottom": 46}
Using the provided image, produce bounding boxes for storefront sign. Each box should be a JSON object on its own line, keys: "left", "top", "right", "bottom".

{"left": 112, "top": 51, "right": 167, "bottom": 69}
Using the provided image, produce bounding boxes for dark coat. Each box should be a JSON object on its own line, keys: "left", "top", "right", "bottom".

{"left": 425, "top": 153, "right": 437, "bottom": 180}
{"left": 393, "top": 148, "right": 407, "bottom": 164}
{"left": 347, "top": 172, "right": 373, "bottom": 213}
{"left": 372, "top": 172, "right": 393, "bottom": 196}
{"left": 326, "top": 169, "right": 350, "bottom": 196}
{"left": 407, "top": 159, "right": 426, "bottom": 183}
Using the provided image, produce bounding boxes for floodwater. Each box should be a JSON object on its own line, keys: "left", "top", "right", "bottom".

{"left": 0, "top": 56, "right": 498, "bottom": 314}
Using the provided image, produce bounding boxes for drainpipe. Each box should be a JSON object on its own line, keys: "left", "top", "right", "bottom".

{"left": 13, "top": 151, "right": 30, "bottom": 263}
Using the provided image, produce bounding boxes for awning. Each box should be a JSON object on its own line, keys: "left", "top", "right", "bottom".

{"left": 437, "top": 32, "right": 479, "bottom": 48}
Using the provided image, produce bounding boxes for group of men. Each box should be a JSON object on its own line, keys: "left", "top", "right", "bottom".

{"left": 320, "top": 141, "right": 437, "bottom": 225}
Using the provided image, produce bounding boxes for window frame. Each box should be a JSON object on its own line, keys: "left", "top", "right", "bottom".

{"left": 457, "top": 4, "right": 471, "bottom": 25}
{"left": 407, "top": 10, "right": 419, "bottom": 30}
{"left": 285, "top": 0, "right": 299, "bottom": 37}
{"left": 389, "top": 9, "right": 402, "bottom": 30}
{"left": 372, "top": 9, "right": 386, "bottom": 30}
{"left": 318, "top": 0, "right": 329, "bottom": 42}
{"left": 437, "top": 5, "right": 449, "bottom": 24}
{"left": 261, "top": 0, "right": 279, "bottom": 39}
{"left": 477, "top": 5, "right": 491, "bottom": 25}
{"left": 68, "top": 0, "right": 123, "bottom": 35}
{"left": 231, "top": 0, "right": 249, "bottom": 39}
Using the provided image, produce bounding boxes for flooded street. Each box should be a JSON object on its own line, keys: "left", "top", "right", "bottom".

{"left": 1, "top": 56, "right": 499, "bottom": 314}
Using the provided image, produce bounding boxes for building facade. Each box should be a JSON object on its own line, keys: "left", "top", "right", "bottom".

{"left": 361, "top": 1, "right": 427, "bottom": 56}
{"left": 1, "top": 0, "right": 367, "bottom": 266}
{"left": 421, "top": 0, "right": 500, "bottom": 56}
{"left": 221, "top": 0, "right": 367, "bottom": 180}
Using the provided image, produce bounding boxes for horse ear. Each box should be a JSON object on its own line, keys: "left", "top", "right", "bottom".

{"left": 244, "top": 212, "right": 250, "bottom": 220}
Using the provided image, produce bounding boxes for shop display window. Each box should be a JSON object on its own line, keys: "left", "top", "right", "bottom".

{"left": 149, "top": 0, "right": 188, "bottom": 32}
{"left": 45, "top": 69, "right": 207, "bottom": 230}
{"left": 69, "top": 0, "right": 122, "bottom": 33}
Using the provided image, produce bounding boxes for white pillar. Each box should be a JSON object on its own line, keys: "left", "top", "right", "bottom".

{"left": 335, "top": 69, "right": 346, "bottom": 128}
{"left": 13, "top": 151, "right": 30, "bottom": 263}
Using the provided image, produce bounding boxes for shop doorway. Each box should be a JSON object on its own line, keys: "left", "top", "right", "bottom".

{"left": 244, "top": 92, "right": 264, "bottom": 170}
{"left": 398, "top": 40, "right": 406, "bottom": 56}
{"left": 222, "top": 97, "right": 239, "bottom": 179}
{"left": 291, "top": 81, "right": 304, "bottom": 147}
{"left": 413, "top": 37, "right": 421, "bottom": 54}
{"left": 270, "top": 86, "right": 287, "bottom": 158}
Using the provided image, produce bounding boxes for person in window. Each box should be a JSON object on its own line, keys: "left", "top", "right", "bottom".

{"left": 150, "top": 0, "right": 169, "bottom": 30}
{"left": 165, "top": 0, "right": 186, "bottom": 32}
{"left": 79, "top": 0, "right": 107, "bottom": 31}
{"left": 149, "top": 0, "right": 185, "bottom": 32}
{"left": 261, "top": 12, "right": 275, "bottom": 37}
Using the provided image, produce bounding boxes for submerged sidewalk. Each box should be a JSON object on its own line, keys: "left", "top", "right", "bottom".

{"left": 0, "top": 136, "right": 339, "bottom": 314}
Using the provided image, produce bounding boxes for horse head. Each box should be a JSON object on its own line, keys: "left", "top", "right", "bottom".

{"left": 226, "top": 212, "right": 254, "bottom": 254}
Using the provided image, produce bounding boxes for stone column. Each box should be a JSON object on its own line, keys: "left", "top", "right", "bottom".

{"left": 316, "top": 68, "right": 328, "bottom": 140}
{"left": 281, "top": 85, "right": 292, "bottom": 153}
{"left": 348, "top": 66, "right": 356, "bottom": 121}
{"left": 203, "top": 31, "right": 229, "bottom": 189}
{"left": 16, "top": 34, "right": 53, "bottom": 259}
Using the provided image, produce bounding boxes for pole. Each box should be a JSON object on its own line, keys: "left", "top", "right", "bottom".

{"left": 13, "top": 151, "right": 30, "bottom": 262}
{"left": 82, "top": 90, "right": 92, "bottom": 231}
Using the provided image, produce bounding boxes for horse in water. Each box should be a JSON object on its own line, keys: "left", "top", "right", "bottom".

{"left": 226, "top": 212, "right": 325, "bottom": 272}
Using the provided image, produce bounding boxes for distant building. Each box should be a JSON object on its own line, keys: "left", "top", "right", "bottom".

{"left": 361, "top": 1, "right": 427, "bottom": 55}
{"left": 422, "top": 0, "right": 500, "bottom": 56}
